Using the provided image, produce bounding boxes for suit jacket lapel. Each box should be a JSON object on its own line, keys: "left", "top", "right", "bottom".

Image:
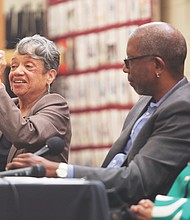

{"left": 102, "top": 96, "right": 152, "bottom": 167}
{"left": 123, "top": 77, "right": 189, "bottom": 166}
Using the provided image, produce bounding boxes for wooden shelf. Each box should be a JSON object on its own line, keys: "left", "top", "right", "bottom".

{"left": 58, "top": 63, "right": 123, "bottom": 76}
{"left": 70, "top": 103, "right": 134, "bottom": 114}
{"left": 52, "top": 18, "right": 152, "bottom": 41}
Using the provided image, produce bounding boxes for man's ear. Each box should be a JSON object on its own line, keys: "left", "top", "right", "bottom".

{"left": 154, "top": 56, "right": 165, "bottom": 72}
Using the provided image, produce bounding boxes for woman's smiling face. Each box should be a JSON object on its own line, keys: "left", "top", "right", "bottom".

{"left": 9, "top": 52, "right": 50, "bottom": 100}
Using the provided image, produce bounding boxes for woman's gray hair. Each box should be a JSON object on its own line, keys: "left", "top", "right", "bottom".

{"left": 15, "top": 34, "right": 60, "bottom": 72}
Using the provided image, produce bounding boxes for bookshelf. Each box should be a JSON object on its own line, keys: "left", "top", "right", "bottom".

{"left": 48, "top": 0, "right": 160, "bottom": 166}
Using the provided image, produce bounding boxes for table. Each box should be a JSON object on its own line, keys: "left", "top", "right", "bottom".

{"left": 0, "top": 177, "right": 110, "bottom": 220}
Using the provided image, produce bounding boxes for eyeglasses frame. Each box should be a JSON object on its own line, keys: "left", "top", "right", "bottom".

{"left": 124, "top": 54, "right": 159, "bottom": 69}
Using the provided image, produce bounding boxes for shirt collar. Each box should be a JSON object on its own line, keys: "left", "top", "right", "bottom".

{"left": 150, "top": 77, "right": 186, "bottom": 108}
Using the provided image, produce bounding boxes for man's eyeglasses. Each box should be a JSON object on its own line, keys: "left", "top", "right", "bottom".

{"left": 124, "top": 55, "right": 156, "bottom": 69}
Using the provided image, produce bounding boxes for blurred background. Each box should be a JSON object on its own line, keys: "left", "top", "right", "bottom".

{"left": 0, "top": 0, "right": 189, "bottom": 167}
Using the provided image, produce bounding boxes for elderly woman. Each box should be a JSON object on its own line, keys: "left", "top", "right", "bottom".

{"left": 0, "top": 34, "right": 71, "bottom": 171}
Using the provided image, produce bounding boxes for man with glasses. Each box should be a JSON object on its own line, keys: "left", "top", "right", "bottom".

{"left": 6, "top": 22, "right": 190, "bottom": 214}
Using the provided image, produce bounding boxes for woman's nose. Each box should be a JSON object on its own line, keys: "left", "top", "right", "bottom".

{"left": 13, "top": 66, "right": 25, "bottom": 74}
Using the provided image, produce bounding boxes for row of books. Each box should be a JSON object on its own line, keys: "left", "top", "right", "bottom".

{"left": 48, "top": 0, "right": 151, "bottom": 38}
{"left": 52, "top": 69, "right": 140, "bottom": 110}
{"left": 69, "top": 148, "right": 110, "bottom": 167}
{"left": 56, "top": 26, "right": 138, "bottom": 72}
{"left": 69, "top": 109, "right": 130, "bottom": 148}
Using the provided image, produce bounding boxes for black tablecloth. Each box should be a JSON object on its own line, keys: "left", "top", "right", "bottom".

{"left": 0, "top": 177, "right": 110, "bottom": 220}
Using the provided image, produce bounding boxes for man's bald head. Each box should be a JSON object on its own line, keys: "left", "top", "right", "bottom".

{"left": 128, "top": 22, "right": 187, "bottom": 75}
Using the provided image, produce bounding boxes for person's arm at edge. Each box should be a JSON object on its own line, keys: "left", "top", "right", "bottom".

{"left": 130, "top": 199, "right": 153, "bottom": 220}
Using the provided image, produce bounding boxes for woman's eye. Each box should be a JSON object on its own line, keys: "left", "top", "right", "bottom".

{"left": 10, "top": 65, "right": 17, "bottom": 70}
{"left": 26, "top": 64, "right": 33, "bottom": 68}
{"left": 25, "top": 64, "right": 35, "bottom": 70}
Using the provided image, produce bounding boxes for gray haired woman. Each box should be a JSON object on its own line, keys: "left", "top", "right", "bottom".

{"left": 0, "top": 34, "right": 71, "bottom": 171}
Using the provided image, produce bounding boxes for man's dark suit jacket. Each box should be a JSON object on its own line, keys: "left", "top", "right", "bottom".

{"left": 73, "top": 77, "right": 190, "bottom": 206}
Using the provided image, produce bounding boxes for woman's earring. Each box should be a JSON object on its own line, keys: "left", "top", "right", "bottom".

{"left": 156, "top": 72, "right": 160, "bottom": 78}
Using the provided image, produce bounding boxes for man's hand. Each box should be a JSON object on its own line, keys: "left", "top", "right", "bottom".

{"left": 6, "top": 153, "right": 60, "bottom": 178}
